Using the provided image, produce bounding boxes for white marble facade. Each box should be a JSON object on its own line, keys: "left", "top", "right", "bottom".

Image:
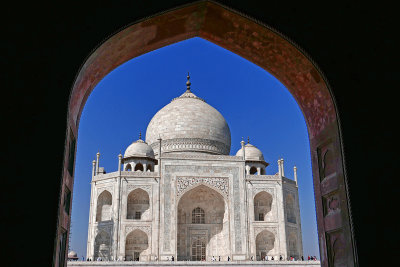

{"left": 86, "top": 76, "right": 303, "bottom": 262}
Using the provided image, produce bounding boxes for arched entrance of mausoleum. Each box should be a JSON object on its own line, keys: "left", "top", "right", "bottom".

{"left": 177, "top": 185, "right": 228, "bottom": 261}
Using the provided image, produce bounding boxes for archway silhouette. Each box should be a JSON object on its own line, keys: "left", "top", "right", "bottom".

{"left": 55, "top": 1, "right": 357, "bottom": 267}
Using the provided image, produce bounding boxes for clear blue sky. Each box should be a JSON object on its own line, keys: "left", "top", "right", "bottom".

{"left": 70, "top": 37, "right": 319, "bottom": 259}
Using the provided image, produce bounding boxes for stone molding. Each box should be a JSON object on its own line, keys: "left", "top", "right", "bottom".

{"left": 150, "top": 138, "right": 230, "bottom": 156}
{"left": 176, "top": 177, "right": 229, "bottom": 199}
{"left": 125, "top": 225, "right": 151, "bottom": 237}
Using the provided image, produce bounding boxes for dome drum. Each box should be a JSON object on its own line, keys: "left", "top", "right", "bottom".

{"left": 150, "top": 138, "right": 230, "bottom": 156}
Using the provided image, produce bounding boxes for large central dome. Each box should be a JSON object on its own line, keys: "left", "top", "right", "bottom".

{"left": 145, "top": 75, "right": 231, "bottom": 155}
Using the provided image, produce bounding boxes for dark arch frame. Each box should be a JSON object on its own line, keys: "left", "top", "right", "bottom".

{"left": 54, "top": 1, "right": 357, "bottom": 266}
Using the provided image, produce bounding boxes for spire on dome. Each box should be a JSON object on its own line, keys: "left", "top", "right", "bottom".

{"left": 171, "top": 73, "right": 205, "bottom": 102}
{"left": 139, "top": 132, "right": 142, "bottom": 140}
{"left": 247, "top": 136, "right": 250, "bottom": 144}
{"left": 186, "top": 72, "right": 191, "bottom": 91}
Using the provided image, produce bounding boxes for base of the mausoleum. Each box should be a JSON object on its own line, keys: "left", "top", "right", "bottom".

{"left": 67, "top": 261, "right": 321, "bottom": 267}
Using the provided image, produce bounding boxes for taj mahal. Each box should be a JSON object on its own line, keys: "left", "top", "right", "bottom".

{"left": 85, "top": 74, "right": 304, "bottom": 262}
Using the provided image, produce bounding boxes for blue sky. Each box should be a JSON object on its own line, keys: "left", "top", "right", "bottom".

{"left": 70, "top": 37, "right": 319, "bottom": 259}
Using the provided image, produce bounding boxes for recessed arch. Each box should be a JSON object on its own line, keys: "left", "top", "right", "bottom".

{"left": 255, "top": 230, "right": 275, "bottom": 261}
{"left": 125, "top": 229, "right": 149, "bottom": 261}
{"left": 254, "top": 191, "right": 273, "bottom": 221}
{"left": 93, "top": 231, "right": 111, "bottom": 261}
{"left": 177, "top": 184, "right": 227, "bottom": 261}
{"left": 96, "top": 190, "right": 112, "bottom": 222}
{"left": 127, "top": 188, "right": 150, "bottom": 220}
{"left": 57, "top": 1, "right": 357, "bottom": 266}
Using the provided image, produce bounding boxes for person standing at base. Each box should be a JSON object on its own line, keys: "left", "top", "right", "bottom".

{"left": 265, "top": 255, "right": 268, "bottom": 261}
{"left": 280, "top": 255, "right": 283, "bottom": 261}
{"left": 301, "top": 256, "right": 304, "bottom": 261}
{"left": 219, "top": 256, "right": 221, "bottom": 261}
{"left": 172, "top": 256, "right": 174, "bottom": 261}
{"left": 227, "top": 256, "right": 230, "bottom": 261}
{"left": 271, "top": 256, "right": 274, "bottom": 260}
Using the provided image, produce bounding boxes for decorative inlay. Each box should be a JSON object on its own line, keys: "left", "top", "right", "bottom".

{"left": 97, "top": 187, "right": 113, "bottom": 197}
{"left": 125, "top": 225, "right": 151, "bottom": 236}
{"left": 127, "top": 185, "right": 152, "bottom": 194}
{"left": 252, "top": 187, "right": 274, "bottom": 196}
{"left": 95, "top": 224, "right": 113, "bottom": 235}
{"left": 160, "top": 153, "right": 242, "bottom": 161}
{"left": 177, "top": 177, "right": 228, "bottom": 198}
{"left": 150, "top": 138, "right": 230, "bottom": 156}
{"left": 254, "top": 227, "right": 277, "bottom": 237}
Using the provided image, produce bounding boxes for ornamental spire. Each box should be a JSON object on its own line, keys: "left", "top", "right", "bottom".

{"left": 186, "top": 72, "right": 191, "bottom": 91}
{"left": 139, "top": 131, "right": 142, "bottom": 140}
{"left": 247, "top": 136, "right": 250, "bottom": 144}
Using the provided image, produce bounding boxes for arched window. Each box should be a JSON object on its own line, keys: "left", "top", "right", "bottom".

{"left": 125, "top": 164, "right": 132, "bottom": 171}
{"left": 250, "top": 166, "right": 258, "bottom": 175}
{"left": 134, "top": 163, "right": 143, "bottom": 172}
{"left": 260, "top": 168, "right": 266, "bottom": 175}
{"left": 192, "top": 207, "right": 205, "bottom": 224}
{"left": 96, "top": 190, "right": 112, "bottom": 222}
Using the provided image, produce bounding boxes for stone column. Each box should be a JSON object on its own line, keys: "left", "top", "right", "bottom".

{"left": 281, "top": 158, "right": 285, "bottom": 177}
{"left": 257, "top": 167, "right": 261, "bottom": 175}
{"left": 293, "top": 166, "right": 297, "bottom": 186}
{"left": 245, "top": 165, "right": 250, "bottom": 175}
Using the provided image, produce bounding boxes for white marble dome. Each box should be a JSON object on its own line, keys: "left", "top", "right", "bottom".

{"left": 124, "top": 138, "right": 155, "bottom": 158}
{"left": 145, "top": 79, "right": 231, "bottom": 155}
{"left": 236, "top": 143, "right": 265, "bottom": 161}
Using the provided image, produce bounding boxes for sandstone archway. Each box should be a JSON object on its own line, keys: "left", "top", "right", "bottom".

{"left": 56, "top": 2, "right": 357, "bottom": 266}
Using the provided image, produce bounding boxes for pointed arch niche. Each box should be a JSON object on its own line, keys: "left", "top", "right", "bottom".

{"left": 56, "top": 1, "right": 357, "bottom": 267}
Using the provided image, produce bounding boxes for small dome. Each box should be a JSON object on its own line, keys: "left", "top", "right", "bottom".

{"left": 236, "top": 143, "right": 264, "bottom": 161}
{"left": 124, "top": 139, "right": 155, "bottom": 158}
{"left": 68, "top": 251, "right": 78, "bottom": 258}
